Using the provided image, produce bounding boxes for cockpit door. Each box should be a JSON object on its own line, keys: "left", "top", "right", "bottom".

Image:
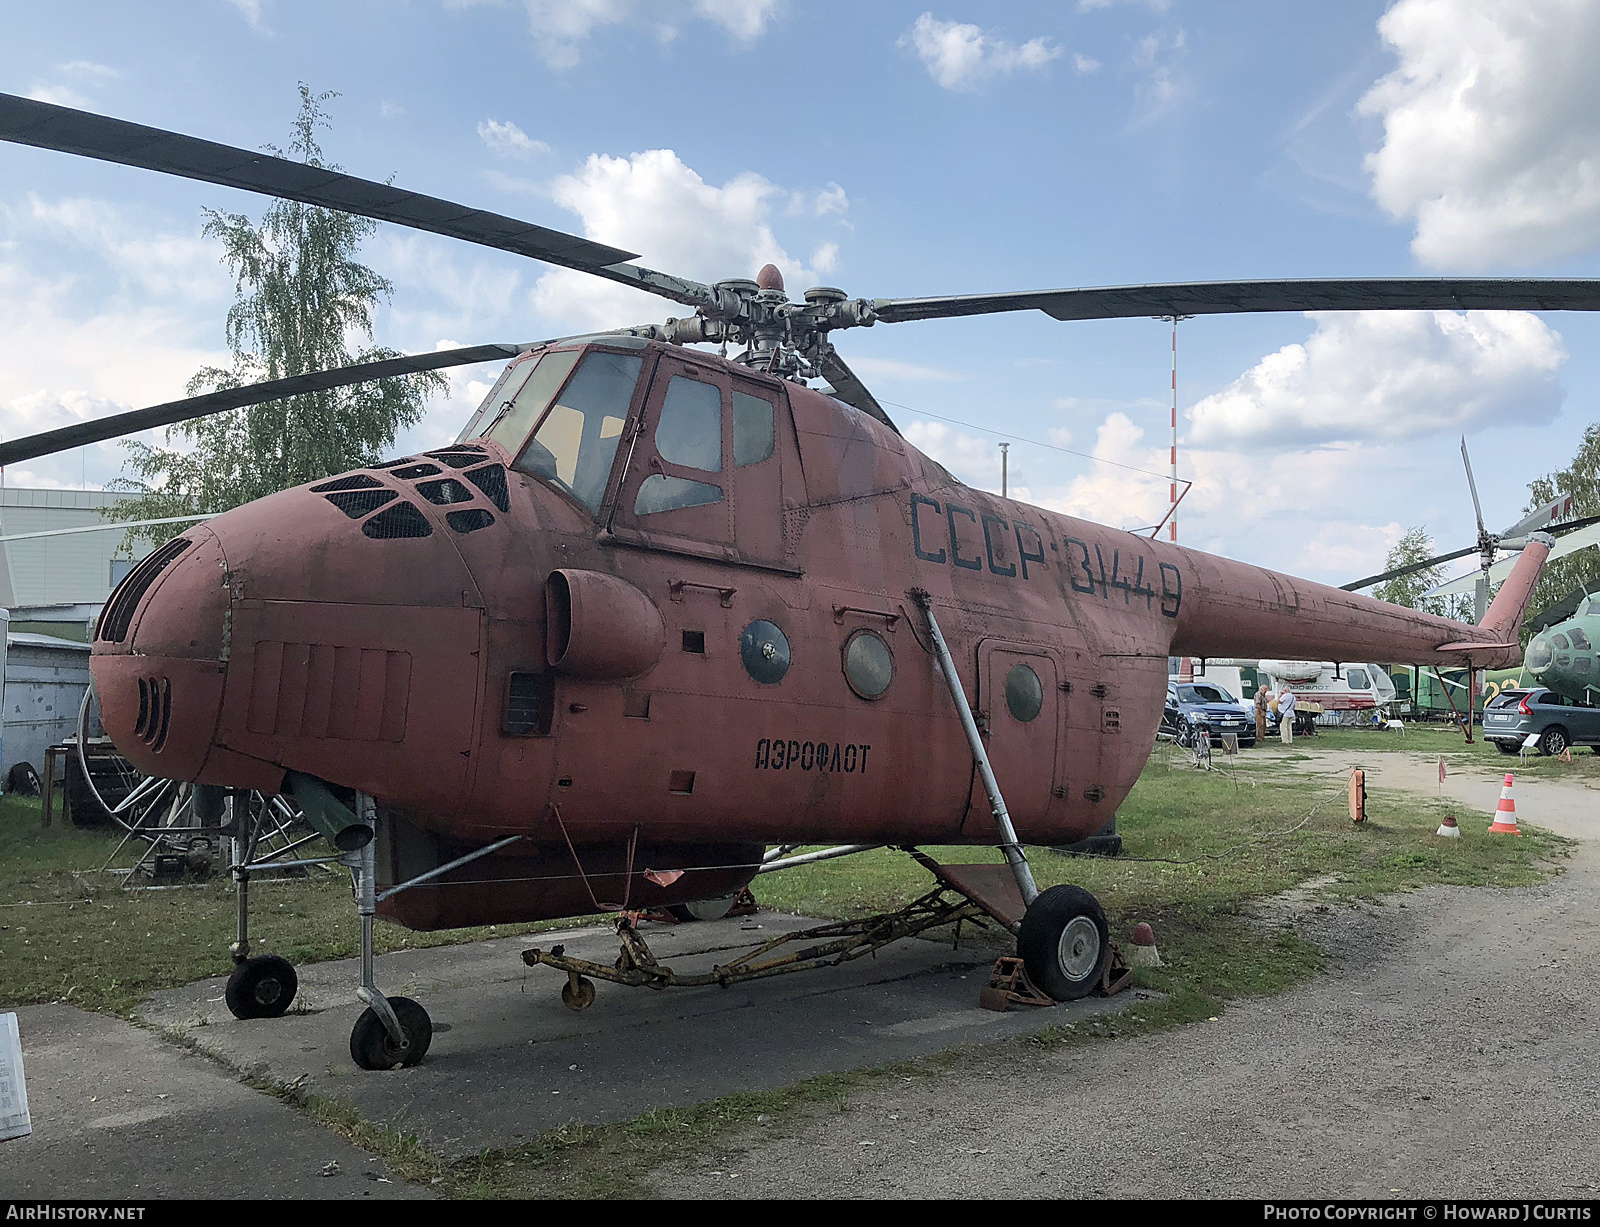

{"left": 608, "top": 355, "right": 737, "bottom": 557}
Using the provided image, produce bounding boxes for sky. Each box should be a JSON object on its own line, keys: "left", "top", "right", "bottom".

{"left": 4, "top": 0, "right": 1600, "bottom": 590}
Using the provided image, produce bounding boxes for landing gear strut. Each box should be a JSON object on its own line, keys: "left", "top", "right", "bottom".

{"left": 348, "top": 795, "right": 431, "bottom": 1070}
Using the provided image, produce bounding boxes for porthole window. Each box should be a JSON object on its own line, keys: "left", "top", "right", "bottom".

{"left": 843, "top": 630, "right": 894, "bottom": 700}
{"left": 1005, "top": 663, "right": 1044, "bottom": 723}
{"left": 740, "top": 620, "right": 790, "bottom": 684}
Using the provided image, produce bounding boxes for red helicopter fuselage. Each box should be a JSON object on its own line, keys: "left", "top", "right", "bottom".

{"left": 89, "top": 336, "right": 1545, "bottom": 928}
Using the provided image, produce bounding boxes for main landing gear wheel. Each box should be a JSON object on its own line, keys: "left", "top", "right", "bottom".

{"left": 224, "top": 954, "right": 298, "bottom": 1020}
{"left": 349, "top": 996, "right": 432, "bottom": 1070}
{"left": 1018, "top": 884, "right": 1111, "bottom": 1001}
{"left": 667, "top": 895, "right": 738, "bottom": 922}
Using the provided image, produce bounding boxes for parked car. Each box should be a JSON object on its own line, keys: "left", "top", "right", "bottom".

{"left": 1483, "top": 687, "right": 1600, "bottom": 756}
{"left": 1162, "top": 682, "right": 1257, "bottom": 748}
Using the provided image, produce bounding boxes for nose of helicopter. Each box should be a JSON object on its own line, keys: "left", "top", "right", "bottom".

{"left": 91, "top": 525, "right": 236, "bottom": 783}
{"left": 90, "top": 460, "right": 492, "bottom": 797}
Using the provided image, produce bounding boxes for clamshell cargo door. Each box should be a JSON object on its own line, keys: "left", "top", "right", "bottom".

{"left": 968, "top": 641, "right": 1060, "bottom": 835}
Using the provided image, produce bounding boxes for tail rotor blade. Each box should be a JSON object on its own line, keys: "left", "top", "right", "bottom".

{"left": 1461, "top": 436, "right": 1487, "bottom": 539}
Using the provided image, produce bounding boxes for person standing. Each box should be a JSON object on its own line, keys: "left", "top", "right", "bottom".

{"left": 1253, "top": 680, "right": 1269, "bottom": 747}
{"left": 1278, "top": 686, "right": 1297, "bottom": 745}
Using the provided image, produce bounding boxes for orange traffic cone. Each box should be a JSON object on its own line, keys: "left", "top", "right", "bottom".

{"left": 1489, "top": 773, "right": 1521, "bottom": 835}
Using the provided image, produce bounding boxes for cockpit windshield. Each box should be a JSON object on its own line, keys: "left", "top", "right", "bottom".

{"left": 513, "top": 350, "right": 643, "bottom": 515}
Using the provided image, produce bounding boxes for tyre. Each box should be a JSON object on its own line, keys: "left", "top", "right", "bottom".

{"left": 1017, "top": 884, "right": 1111, "bottom": 1001}
{"left": 561, "top": 976, "right": 596, "bottom": 1011}
{"left": 224, "top": 954, "right": 298, "bottom": 1020}
{"left": 1493, "top": 740, "right": 1521, "bottom": 756}
{"left": 349, "top": 996, "right": 432, "bottom": 1071}
{"left": 667, "top": 896, "right": 738, "bottom": 922}
{"left": 1538, "top": 726, "right": 1570, "bottom": 757}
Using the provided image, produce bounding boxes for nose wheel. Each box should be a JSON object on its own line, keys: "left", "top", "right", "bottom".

{"left": 350, "top": 995, "right": 432, "bottom": 1070}
{"left": 224, "top": 954, "right": 298, "bottom": 1019}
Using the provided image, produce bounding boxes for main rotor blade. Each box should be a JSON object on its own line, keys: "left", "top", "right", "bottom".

{"left": 870, "top": 278, "right": 1600, "bottom": 325}
{"left": 0, "top": 344, "right": 529, "bottom": 468}
{"left": 816, "top": 350, "right": 899, "bottom": 436}
{"left": 0, "top": 94, "right": 723, "bottom": 311}
{"left": 1461, "top": 436, "right": 1487, "bottom": 538}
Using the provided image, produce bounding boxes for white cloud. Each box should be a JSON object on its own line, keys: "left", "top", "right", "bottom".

{"left": 528, "top": 149, "right": 846, "bottom": 330}
{"left": 477, "top": 119, "right": 551, "bottom": 159}
{"left": 0, "top": 197, "right": 235, "bottom": 488}
{"left": 226, "top": 0, "right": 269, "bottom": 33}
{"left": 691, "top": 0, "right": 780, "bottom": 43}
{"left": 1187, "top": 310, "right": 1566, "bottom": 450}
{"left": 900, "top": 13, "right": 1062, "bottom": 92}
{"left": 1077, "top": 0, "right": 1169, "bottom": 11}
{"left": 1128, "top": 27, "right": 1188, "bottom": 125}
{"left": 26, "top": 85, "right": 92, "bottom": 110}
{"left": 457, "top": 0, "right": 779, "bottom": 68}
{"left": 1073, "top": 53, "right": 1100, "bottom": 75}
{"left": 810, "top": 241, "right": 838, "bottom": 274}
{"left": 380, "top": 100, "right": 405, "bottom": 118}
{"left": 903, "top": 420, "right": 1012, "bottom": 493}
{"left": 847, "top": 357, "right": 963, "bottom": 383}
{"left": 1359, "top": 0, "right": 1600, "bottom": 266}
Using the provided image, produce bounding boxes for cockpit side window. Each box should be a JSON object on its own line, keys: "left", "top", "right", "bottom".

{"left": 513, "top": 351, "right": 642, "bottom": 515}
{"left": 485, "top": 350, "right": 580, "bottom": 455}
{"left": 1569, "top": 627, "right": 1591, "bottom": 650}
{"left": 654, "top": 377, "right": 722, "bottom": 472}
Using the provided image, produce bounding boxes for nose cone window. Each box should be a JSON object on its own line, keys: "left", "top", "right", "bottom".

{"left": 514, "top": 351, "right": 642, "bottom": 515}
{"left": 655, "top": 377, "right": 723, "bottom": 472}
{"left": 1527, "top": 637, "right": 1554, "bottom": 672}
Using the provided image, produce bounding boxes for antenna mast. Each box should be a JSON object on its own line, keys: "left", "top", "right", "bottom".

{"left": 1160, "top": 315, "right": 1193, "bottom": 542}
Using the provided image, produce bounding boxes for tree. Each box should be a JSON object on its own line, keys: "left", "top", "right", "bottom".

{"left": 1524, "top": 423, "right": 1600, "bottom": 627}
{"left": 1373, "top": 526, "right": 1475, "bottom": 622}
{"left": 112, "top": 85, "right": 443, "bottom": 544}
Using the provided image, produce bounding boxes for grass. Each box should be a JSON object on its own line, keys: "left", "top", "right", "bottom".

{"left": 0, "top": 737, "right": 1571, "bottom": 1197}
{"left": 0, "top": 795, "right": 599, "bottom": 1016}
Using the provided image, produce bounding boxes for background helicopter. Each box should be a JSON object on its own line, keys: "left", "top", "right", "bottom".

{"left": 0, "top": 91, "right": 1584, "bottom": 1071}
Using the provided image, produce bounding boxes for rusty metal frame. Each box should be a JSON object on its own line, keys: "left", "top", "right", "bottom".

{"left": 522, "top": 883, "right": 989, "bottom": 991}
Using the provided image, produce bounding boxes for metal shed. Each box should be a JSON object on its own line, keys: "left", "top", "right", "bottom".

{"left": 2, "top": 613, "right": 96, "bottom": 779}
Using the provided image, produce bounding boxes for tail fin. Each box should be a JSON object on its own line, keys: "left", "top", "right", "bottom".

{"left": 1479, "top": 531, "right": 1554, "bottom": 642}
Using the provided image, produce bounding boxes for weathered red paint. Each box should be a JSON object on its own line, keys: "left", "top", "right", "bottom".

{"left": 89, "top": 338, "right": 1548, "bottom": 929}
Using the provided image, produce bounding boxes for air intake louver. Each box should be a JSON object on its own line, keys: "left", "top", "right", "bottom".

{"left": 98, "top": 538, "right": 192, "bottom": 643}
{"left": 464, "top": 464, "right": 510, "bottom": 512}
{"left": 133, "top": 676, "right": 172, "bottom": 752}
{"left": 362, "top": 502, "right": 433, "bottom": 539}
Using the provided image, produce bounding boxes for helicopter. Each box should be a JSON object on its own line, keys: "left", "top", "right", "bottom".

{"left": 0, "top": 91, "right": 1584, "bottom": 1071}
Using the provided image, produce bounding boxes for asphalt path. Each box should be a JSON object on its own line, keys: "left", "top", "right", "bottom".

{"left": 648, "top": 748, "right": 1600, "bottom": 1199}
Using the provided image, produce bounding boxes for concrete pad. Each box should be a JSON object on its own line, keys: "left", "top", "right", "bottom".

{"left": 0, "top": 1004, "right": 430, "bottom": 1199}
{"left": 142, "top": 912, "right": 1142, "bottom": 1158}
